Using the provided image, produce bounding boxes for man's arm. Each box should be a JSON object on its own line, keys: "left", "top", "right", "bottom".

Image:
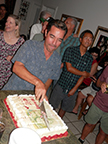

{"left": 45, "top": 79, "right": 52, "bottom": 91}
{"left": 13, "top": 61, "right": 46, "bottom": 102}
{"left": 66, "top": 61, "right": 90, "bottom": 96}
{"left": 68, "top": 76, "right": 84, "bottom": 96}
{"left": 66, "top": 62, "right": 90, "bottom": 78}
{"left": 97, "top": 78, "right": 107, "bottom": 93}
{"left": 89, "top": 62, "right": 98, "bottom": 76}
{"left": 96, "top": 78, "right": 103, "bottom": 88}
{"left": 68, "top": 62, "right": 97, "bottom": 96}
{"left": 44, "top": 79, "right": 53, "bottom": 101}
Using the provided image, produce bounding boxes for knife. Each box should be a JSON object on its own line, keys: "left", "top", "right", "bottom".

{"left": 39, "top": 100, "right": 50, "bottom": 130}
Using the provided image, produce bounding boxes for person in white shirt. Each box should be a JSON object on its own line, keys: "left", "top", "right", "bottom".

{"left": 30, "top": 10, "right": 51, "bottom": 39}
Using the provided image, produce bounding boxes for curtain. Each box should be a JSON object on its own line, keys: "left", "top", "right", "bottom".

{"left": 5, "top": 0, "right": 16, "bottom": 14}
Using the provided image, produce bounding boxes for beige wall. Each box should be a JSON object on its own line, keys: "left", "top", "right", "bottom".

{"left": 14, "top": 0, "right": 42, "bottom": 35}
{"left": 0, "top": 0, "right": 5, "bottom": 4}
{"left": 42, "top": 0, "right": 108, "bottom": 36}
{"left": 14, "top": 0, "right": 108, "bottom": 36}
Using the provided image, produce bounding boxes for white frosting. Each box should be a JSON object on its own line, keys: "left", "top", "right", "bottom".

{"left": 6, "top": 94, "right": 68, "bottom": 139}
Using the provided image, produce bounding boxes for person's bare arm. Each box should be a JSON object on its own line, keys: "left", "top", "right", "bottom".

{"left": 90, "top": 62, "right": 98, "bottom": 76}
{"left": 97, "top": 78, "right": 107, "bottom": 93}
{"left": 44, "top": 79, "right": 53, "bottom": 101}
{"left": 13, "top": 61, "right": 46, "bottom": 102}
{"left": 101, "top": 82, "right": 107, "bottom": 93}
{"left": 68, "top": 76, "right": 84, "bottom": 96}
{"left": 66, "top": 62, "right": 90, "bottom": 78}
{"left": 60, "top": 63, "right": 64, "bottom": 69}
{"left": 44, "top": 79, "right": 52, "bottom": 91}
{"left": 96, "top": 78, "right": 103, "bottom": 88}
{"left": 6, "top": 56, "right": 13, "bottom": 62}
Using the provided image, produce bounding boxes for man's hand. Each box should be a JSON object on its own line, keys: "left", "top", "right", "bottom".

{"left": 68, "top": 87, "right": 77, "bottom": 97}
{"left": 73, "top": 34, "right": 78, "bottom": 37}
{"left": 44, "top": 95, "right": 48, "bottom": 102}
{"left": 35, "top": 80, "right": 47, "bottom": 103}
{"left": 101, "top": 82, "right": 107, "bottom": 93}
{"left": 82, "top": 71, "right": 90, "bottom": 78}
{"left": 90, "top": 76, "right": 97, "bottom": 83}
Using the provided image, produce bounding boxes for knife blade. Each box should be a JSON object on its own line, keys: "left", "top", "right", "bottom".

{"left": 39, "top": 100, "right": 50, "bottom": 130}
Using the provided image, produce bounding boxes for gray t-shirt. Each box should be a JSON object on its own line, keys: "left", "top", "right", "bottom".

{"left": 3, "top": 40, "right": 61, "bottom": 90}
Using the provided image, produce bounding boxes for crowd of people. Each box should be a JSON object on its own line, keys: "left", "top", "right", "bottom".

{"left": 0, "top": 4, "right": 108, "bottom": 144}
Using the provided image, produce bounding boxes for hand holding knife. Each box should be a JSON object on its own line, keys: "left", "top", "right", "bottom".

{"left": 35, "top": 80, "right": 46, "bottom": 103}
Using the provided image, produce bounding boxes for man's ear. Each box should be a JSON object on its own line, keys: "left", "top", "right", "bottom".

{"left": 45, "top": 29, "right": 48, "bottom": 37}
{"left": 80, "top": 37, "right": 82, "bottom": 42}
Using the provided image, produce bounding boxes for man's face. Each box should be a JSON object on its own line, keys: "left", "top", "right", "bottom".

{"left": 44, "top": 25, "right": 65, "bottom": 53}
{"left": 41, "top": 21, "right": 48, "bottom": 33}
{"left": 44, "top": 13, "right": 51, "bottom": 20}
{"left": 65, "top": 18, "right": 74, "bottom": 31}
{"left": 80, "top": 33, "right": 93, "bottom": 48}
{"left": 0, "top": 6, "right": 7, "bottom": 17}
{"left": 41, "top": 13, "right": 51, "bottom": 32}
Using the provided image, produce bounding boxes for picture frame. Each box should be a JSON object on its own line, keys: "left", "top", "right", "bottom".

{"left": 91, "top": 26, "right": 108, "bottom": 56}
{"left": 61, "top": 14, "right": 84, "bottom": 36}
{"left": 18, "top": 0, "right": 30, "bottom": 20}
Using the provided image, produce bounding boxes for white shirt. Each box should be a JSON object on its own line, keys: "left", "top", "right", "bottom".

{"left": 30, "top": 23, "right": 42, "bottom": 40}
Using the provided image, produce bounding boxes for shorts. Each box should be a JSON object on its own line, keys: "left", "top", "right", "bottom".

{"left": 81, "top": 84, "right": 97, "bottom": 97}
{"left": 49, "top": 83, "right": 78, "bottom": 112}
{"left": 85, "top": 103, "right": 108, "bottom": 134}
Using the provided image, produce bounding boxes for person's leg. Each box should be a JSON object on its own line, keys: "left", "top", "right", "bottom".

{"left": 80, "top": 123, "right": 95, "bottom": 140}
{"left": 59, "top": 92, "right": 78, "bottom": 118}
{"left": 72, "top": 91, "right": 86, "bottom": 114}
{"left": 79, "top": 103, "right": 101, "bottom": 143}
{"left": 96, "top": 111, "right": 108, "bottom": 144}
{"left": 86, "top": 95, "right": 94, "bottom": 107}
{"left": 95, "top": 127, "right": 107, "bottom": 144}
{"left": 86, "top": 87, "right": 97, "bottom": 107}
{"left": 58, "top": 108, "right": 66, "bottom": 118}
{"left": 49, "top": 84, "right": 64, "bottom": 109}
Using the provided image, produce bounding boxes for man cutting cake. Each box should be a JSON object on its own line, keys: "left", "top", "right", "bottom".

{"left": 2, "top": 19, "right": 67, "bottom": 102}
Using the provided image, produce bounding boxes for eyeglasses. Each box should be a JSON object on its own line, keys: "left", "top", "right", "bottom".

{"left": 83, "top": 37, "right": 93, "bottom": 42}
{"left": 40, "top": 18, "right": 47, "bottom": 23}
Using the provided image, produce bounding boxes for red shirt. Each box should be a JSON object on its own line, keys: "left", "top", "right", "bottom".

{"left": 83, "top": 59, "right": 97, "bottom": 86}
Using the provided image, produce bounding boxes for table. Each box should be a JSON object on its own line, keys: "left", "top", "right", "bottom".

{"left": 0, "top": 90, "right": 80, "bottom": 144}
